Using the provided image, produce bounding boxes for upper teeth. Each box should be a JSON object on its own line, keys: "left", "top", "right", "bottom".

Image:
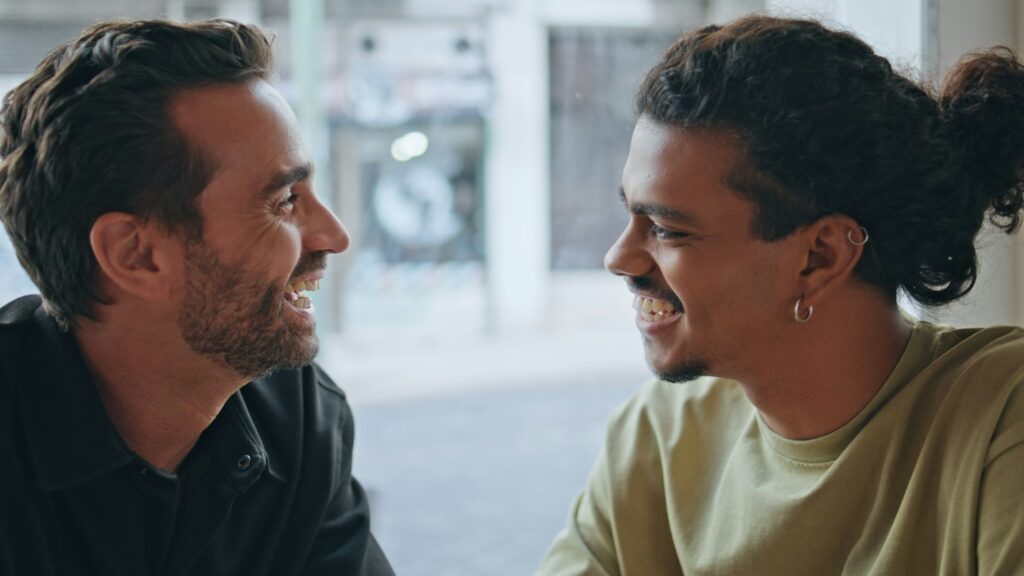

{"left": 287, "top": 279, "right": 320, "bottom": 294}
{"left": 632, "top": 295, "right": 677, "bottom": 316}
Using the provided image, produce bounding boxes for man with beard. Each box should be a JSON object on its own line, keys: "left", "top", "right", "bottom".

{"left": 538, "top": 16, "right": 1024, "bottom": 576}
{"left": 0, "top": 20, "right": 393, "bottom": 575}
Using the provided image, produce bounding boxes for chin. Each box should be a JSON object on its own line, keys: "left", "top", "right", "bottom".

{"left": 655, "top": 365, "right": 707, "bottom": 383}
{"left": 646, "top": 347, "right": 708, "bottom": 383}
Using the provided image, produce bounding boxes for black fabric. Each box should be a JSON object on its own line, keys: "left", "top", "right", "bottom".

{"left": 0, "top": 295, "right": 394, "bottom": 576}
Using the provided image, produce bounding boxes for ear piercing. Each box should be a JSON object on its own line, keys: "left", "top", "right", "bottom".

{"left": 848, "top": 227, "right": 869, "bottom": 246}
{"left": 794, "top": 296, "right": 814, "bottom": 323}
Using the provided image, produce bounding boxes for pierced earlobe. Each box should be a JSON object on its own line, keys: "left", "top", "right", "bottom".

{"left": 794, "top": 296, "right": 814, "bottom": 323}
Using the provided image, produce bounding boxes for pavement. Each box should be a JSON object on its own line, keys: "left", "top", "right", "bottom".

{"left": 319, "top": 318, "right": 651, "bottom": 576}
{"left": 352, "top": 376, "right": 644, "bottom": 576}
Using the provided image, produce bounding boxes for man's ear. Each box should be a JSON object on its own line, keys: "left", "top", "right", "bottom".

{"left": 795, "top": 215, "right": 868, "bottom": 307}
{"left": 89, "top": 212, "right": 180, "bottom": 302}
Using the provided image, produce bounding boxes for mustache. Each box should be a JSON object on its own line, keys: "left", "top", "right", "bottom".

{"left": 289, "top": 251, "right": 327, "bottom": 280}
{"left": 627, "top": 276, "right": 684, "bottom": 310}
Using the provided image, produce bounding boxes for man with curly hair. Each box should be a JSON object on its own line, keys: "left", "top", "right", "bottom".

{"left": 539, "top": 16, "right": 1024, "bottom": 575}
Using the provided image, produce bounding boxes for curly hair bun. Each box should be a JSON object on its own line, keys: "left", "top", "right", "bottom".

{"left": 940, "top": 47, "right": 1024, "bottom": 233}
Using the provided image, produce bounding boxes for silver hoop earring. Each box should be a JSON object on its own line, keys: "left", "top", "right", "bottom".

{"left": 847, "top": 227, "right": 869, "bottom": 246}
{"left": 794, "top": 297, "right": 813, "bottom": 323}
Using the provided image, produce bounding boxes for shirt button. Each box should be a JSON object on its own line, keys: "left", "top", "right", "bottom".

{"left": 236, "top": 454, "right": 253, "bottom": 471}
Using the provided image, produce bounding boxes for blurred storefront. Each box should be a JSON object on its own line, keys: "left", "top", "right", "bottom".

{"left": 0, "top": 0, "right": 703, "bottom": 385}
{"left": 0, "top": 0, "right": 700, "bottom": 339}
{"left": 5, "top": 0, "right": 1022, "bottom": 369}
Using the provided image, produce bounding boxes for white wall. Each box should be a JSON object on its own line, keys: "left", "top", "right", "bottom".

{"left": 706, "top": 0, "right": 766, "bottom": 22}
{"left": 936, "top": 0, "right": 1015, "bottom": 70}
{"left": 768, "top": 0, "right": 923, "bottom": 70}
{"left": 541, "top": 0, "right": 658, "bottom": 27}
{"left": 1019, "top": 0, "right": 1024, "bottom": 325}
{"left": 1019, "top": 0, "right": 1024, "bottom": 49}
{"left": 837, "top": 0, "right": 924, "bottom": 73}
{"left": 926, "top": 0, "right": 1021, "bottom": 327}
{"left": 765, "top": 0, "right": 838, "bottom": 21}
{"left": 485, "top": 0, "right": 551, "bottom": 332}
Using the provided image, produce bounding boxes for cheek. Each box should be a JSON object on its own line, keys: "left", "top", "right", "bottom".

{"left": 724, "top": 250, "right": 784, "bottom": 322}
{"left": 246, "top": 223, "right": 304, "bottom": 276}
{"left": 670, "top": 247, "right": 778, "bottom": 320}
{"left": 658, "top": 249, "right": 712, "bottom": 307}
{"left": 274, "top": 228, "right": 304, "bottom": 269}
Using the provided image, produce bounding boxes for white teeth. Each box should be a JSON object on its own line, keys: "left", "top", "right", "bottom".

{"left": 632, "top": 295, "right": 678, "bottom": 320}
{"left": 284, "top": 279, "right": 321, "bottom": 298}
{"left": 294, "top": 296, "right": 311, "bottom": 309}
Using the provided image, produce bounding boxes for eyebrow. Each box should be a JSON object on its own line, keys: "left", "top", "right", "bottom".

{"left": 260, "top": 162, "right": 314, "bottom": 197}
{"left": 618, "top": 187, "right": 702, "bottom": 226}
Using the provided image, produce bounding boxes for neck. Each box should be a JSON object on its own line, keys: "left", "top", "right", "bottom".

{"left": 73, "top": 310, "right": 246, "bottom": 472}
{"left": 739, "top": 293, "right": 911, "bottom": 440}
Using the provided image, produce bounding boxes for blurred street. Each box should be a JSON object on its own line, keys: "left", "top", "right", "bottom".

{"left": 353, "top": 376, "right": 642, "bottom": 576}
{"left": 324, "top": 327, "right": 650, "bottom": 576}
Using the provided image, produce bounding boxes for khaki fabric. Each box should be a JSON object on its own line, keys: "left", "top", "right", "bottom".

{"left": 537, "top": 322, "right": 1024, "bottom": 575}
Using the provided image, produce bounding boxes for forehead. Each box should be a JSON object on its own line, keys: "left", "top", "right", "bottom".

{"left": 169, "top": 79, "right": 305, "bottom": 179}
{"left": 622, "top": 118, "right": 755, "bottom": 225}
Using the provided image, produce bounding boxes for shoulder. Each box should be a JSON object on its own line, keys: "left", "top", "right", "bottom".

{"left": 0, "top": 295, "right": 40, "bottom": 349}
{"left": 954, "top": 326, "right": 1024, "bottom": 462}
{"left": 927, "top": 322, "right": 1024, "bottom": 374}
{"left": 923, "top": 323, "right": 1024, "bottom": 402}
{"left": 0, "top": 297, "right": 42, "bottom": 498}
{"left": 0, "top": 295, "right": 43, "bottom": 409}
{"left": 958, "top": 325, "right": 1024, "bottom": 374}
{"left": 0, "top": 295, "right": 41, "bottom": 326}
{"left": 918, "top": 323, "right": 1024, "bottom": 461}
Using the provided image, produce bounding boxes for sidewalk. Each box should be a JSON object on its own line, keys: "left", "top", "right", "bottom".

{"left": 351, "top": 374, "right": 645, "bottom": 576}
{"left": 319, "top": 322, "right": 651, "bottom": 575}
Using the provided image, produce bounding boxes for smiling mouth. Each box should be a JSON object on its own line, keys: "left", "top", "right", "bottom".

{"left": 632, "top": 295, "right": 680, "bottom": 322}
{"left": 284, "top": 279, "right": 320, "bottom": 310}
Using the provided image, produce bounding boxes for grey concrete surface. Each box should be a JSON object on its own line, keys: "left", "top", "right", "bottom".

{"left": 352, "top": 376, "right": 644, "bottom": 576}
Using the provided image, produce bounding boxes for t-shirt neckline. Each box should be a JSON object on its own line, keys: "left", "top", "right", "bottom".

{"left": 757, "top": 319, "right": 938, "bottom": 464}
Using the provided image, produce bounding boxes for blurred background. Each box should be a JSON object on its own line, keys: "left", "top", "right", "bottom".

{"left": 1, "top": 0, "right": 1022, "bottom": 574}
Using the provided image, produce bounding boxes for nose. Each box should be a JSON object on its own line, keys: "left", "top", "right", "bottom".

{"left": 604, "top": 220, "right": 651, "bottom": 278}
{"left": 303, "top": 194, "right": 350, "bottom": 254}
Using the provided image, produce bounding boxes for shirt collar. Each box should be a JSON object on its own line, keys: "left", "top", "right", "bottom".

{"left": 14, "top": 298, "right": 285, "bottom": 490}
{"left": 17, "top": 302, "right": 132, "bottom": 491}
{"left": 204, "top": 389, "right": 288, "bottom": 488}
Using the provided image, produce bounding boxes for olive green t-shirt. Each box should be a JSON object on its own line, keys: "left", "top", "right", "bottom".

{"left": 537, "top": 322, "right": 1024, "bottom": 575}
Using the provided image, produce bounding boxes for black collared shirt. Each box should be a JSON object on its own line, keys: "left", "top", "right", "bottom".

{"left": 0, "top": 296, "right": 394, "bottom": 576}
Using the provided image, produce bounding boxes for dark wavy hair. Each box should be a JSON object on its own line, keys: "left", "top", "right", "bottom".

{"left": 0, "top": 19, "right": 274, "bottom": 330}
{"left": 636, "top": 16, "right": 1024, "bottom": 306}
